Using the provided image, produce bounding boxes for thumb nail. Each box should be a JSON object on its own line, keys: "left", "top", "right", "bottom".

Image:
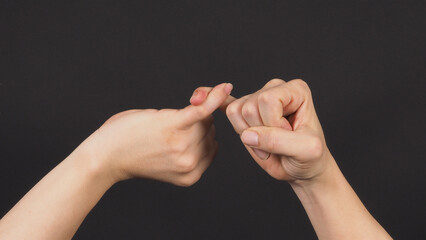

{"left": 241, "top": 130, "right": 258, "bottom": 146}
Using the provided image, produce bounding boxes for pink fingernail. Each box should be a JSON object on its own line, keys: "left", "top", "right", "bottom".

{"left": 224, "top": 83, "right": 233, "bottom": 94}
{"left": 241, "top": 130, "right": 258, "bottom": 146}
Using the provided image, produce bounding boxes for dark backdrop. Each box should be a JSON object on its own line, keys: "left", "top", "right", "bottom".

{"left": 1, "top": 1, "right": 425, "bottom": 239}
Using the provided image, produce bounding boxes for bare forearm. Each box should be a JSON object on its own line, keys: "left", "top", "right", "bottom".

{"left": 0, "top": 147, "right": 114, "bottom": 240}
{"left": 291, "top": 152, "right": 391, "bottom": 240}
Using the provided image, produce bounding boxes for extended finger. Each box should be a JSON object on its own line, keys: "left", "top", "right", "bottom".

{"left": 190, "top": 86, "right": 236, "bottom": 112}
{"left": 178, "top": 83, "right": 233, "bottom": 128}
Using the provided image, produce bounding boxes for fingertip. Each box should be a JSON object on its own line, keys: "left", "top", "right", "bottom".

{"left": 181, "top": 83, "right": 233, "bottom": 127}
{"left": 224, "top": 83, "right": 233, "bottom": 95}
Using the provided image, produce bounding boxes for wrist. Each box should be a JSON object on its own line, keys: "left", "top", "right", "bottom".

{"left": 289, "top": 151, "right": 343, "bottom": 204}
{"left": 69, "top": 141, "right": 119, "bottom": 189}
{"left": 288, "top": 152, "right": 392, "bottom": 239}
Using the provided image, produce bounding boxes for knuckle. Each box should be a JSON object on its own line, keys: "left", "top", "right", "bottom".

{"left": 292, "top": 79, "right": 310, "bottom": 91}
{"left": 165, "top": 131, "right": 187, "bottom": 154}
{"left": 226, "top": 102, "right": 240, "bottom": 118}
{"left": 266, "top": 78, "right": 285, "bottom": 87}
{"left": 241, "top": 103, "right": 258, "bottom": 118}
{"left": 307, "top": 136, "right": 324, "bottom": 159}
{"left": 262, "top": 79, "right": 285, "bottom": 90}
{"left": 176, "top": 156, "right": 198, "bottom": 173}
{"left": 292, "top": 78, "right": 306, "bottom": 85}
{"left": 170, "top": 142, "right": 187, "bottom": 155}
{"left": 258, "top": 92, "right": 275, "bottom": 105}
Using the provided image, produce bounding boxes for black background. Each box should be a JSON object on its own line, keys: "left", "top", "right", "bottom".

{"left": 1, "top": 1, "right": 425, "bottom": 239}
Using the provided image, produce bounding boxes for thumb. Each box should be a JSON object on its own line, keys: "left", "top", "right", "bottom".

{"left": 240, "top": 126, "right": 322, "bottom": 159}
{"left": 178, "top": 83, "right": 233, "bottom": 127}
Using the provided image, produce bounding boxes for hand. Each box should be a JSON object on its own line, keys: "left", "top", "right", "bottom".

{"left": 192, "top": 79, "right": 330, "bottom": 182}
{"left": 227, "top": 79, "right": 330, "bottom": 182}
{"left": 78, "top": 83, "right": 233, "bottom": 186}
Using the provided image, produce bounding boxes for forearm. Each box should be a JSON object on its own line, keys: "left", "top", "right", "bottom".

{"left": 290, "top": 152, "right": 391, "bottom": 240}
{"left": 0, "top": 146, "right": 115, "bottom": 240}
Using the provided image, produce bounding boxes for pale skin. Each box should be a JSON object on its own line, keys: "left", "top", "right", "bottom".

{"left": 193, "top": 79, "right": 392, "bottom": 239}
{"left": 0, "top": 80, "right": 391, "bottom": 239}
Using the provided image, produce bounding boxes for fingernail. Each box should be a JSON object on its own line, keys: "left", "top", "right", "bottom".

{"left": 241, "top": 130, "right": 258, "bottom": 146}
{"left": 252, "top": 148, "right": 271, "bottom": 160}
{"left": 224, "top": 83, "right": 233, "bottom": 94}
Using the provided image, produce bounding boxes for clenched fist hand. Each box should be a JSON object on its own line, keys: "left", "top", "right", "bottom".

{"left": 192, "top": 79, "right": 331, "bottom": 182}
